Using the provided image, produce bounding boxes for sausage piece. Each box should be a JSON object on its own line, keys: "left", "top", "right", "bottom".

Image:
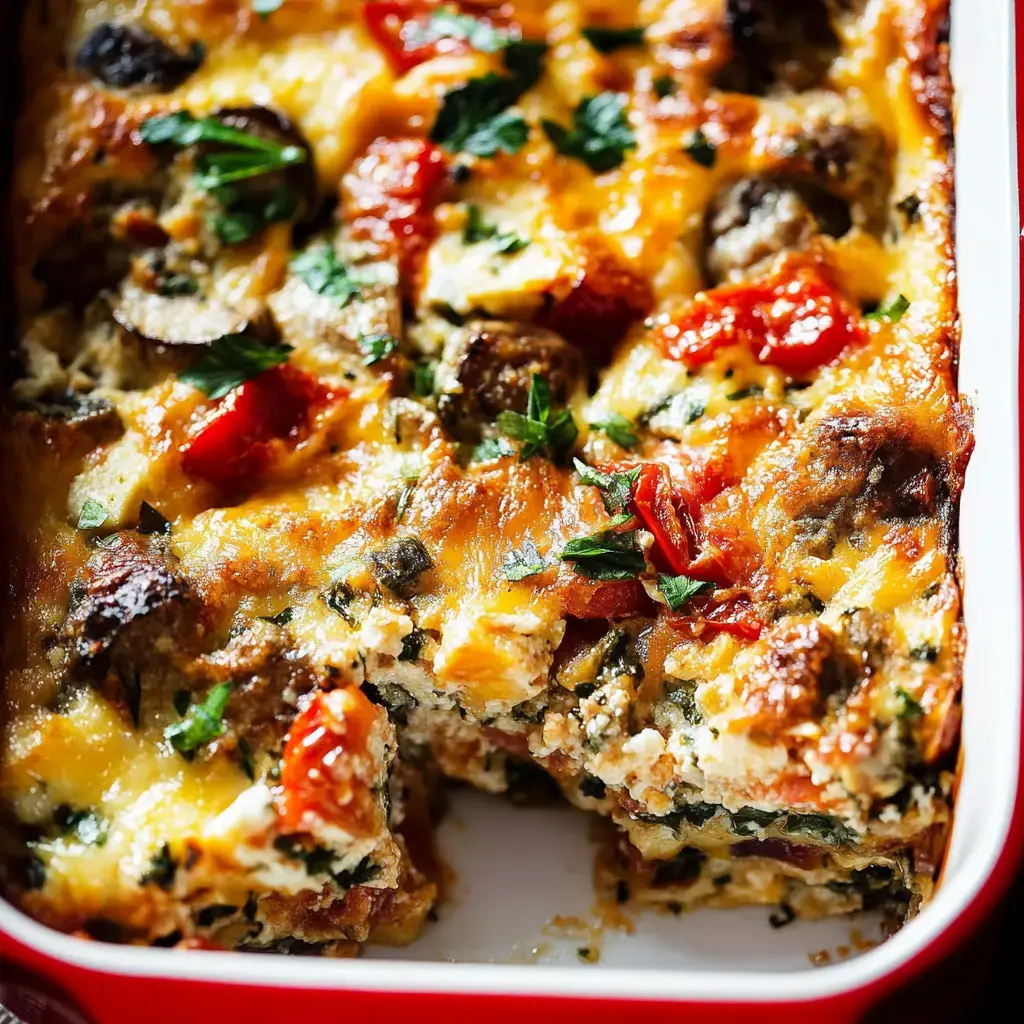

{"left": 435, "top": 320, "right": 585, "bottom": 441}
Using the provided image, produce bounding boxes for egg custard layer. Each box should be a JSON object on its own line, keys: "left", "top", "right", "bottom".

{"left": 1, "top": 0, "right": 968, "bottom": 953}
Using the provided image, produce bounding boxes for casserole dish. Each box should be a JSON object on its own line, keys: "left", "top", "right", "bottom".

{"left": 0, "top": 0, "right": 1021, "bottom": 1020}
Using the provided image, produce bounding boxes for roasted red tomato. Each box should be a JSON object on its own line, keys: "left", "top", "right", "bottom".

{"left": 276, "top": 687, "right": 384, "bottom": 837}
{"left": 181, "top": 364, "right": 337, "bottom": 487}
{"left": 629, "top": 463, "right": 691, "bottom": 575}
{"left": 668, "top": 592, "right": 764, "bottom": 641}
{"left": 655, "top": 264, "right": 863, "bottom": 375}
{"left": 363, "top": 2, "right": 520, "bottom": 74}
{"left": 539, "top": 238, "right": 654, "bottom": 361}
{"left": 559, "top": 578, "right": 653, "bottom": 620}
{"left": 344, "top": 136, "right": 448, "bottom": 287}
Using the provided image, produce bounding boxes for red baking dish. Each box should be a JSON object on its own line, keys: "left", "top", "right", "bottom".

{"left": 1, "top": 2, "right": 1022, "bottom": 1021}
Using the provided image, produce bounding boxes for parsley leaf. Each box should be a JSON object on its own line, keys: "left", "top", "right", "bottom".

{"left": 582, "top": 26, "right": 646, "bottom": 54}
{"left": 413, "top": 361, "right": 436, "bottom": 397}
{"left": 657, "top": 573, "right": 712, "bottom": 611}
{"left": 157, "top": 273, "right": 199, "bottom": 297}
{"left": 866, "top": 294, "right": 910, "bottom": 323}
{"left": 179, "top": 335, "right": 292, "bottom": 399}
{"left": 463, "top": 204, "right": 496, "bottom": 243}
{"left": 253, "top": 0, "right": 284, "bottom": 17}
{"left": 684, "top": 127, "right": 716, "bottom": 169}
{"left": 472, "top": 437, "right": 516, "bottom": 462}
{"left": 653, "top": 75, "right": 676, "bottom": 99}
{"left": 542, "top": 93, "right": 636, "bottom": 173}
{"left": 463, "top": 205, "right": 529, "bottom": 253}
{"left": 260, "top": 607, "right": 293, "bottom": 626}
{"left": 590, "top": 413, "right": 639, "bottom": 449}
{"left": 291, "top": 246, "right": 363, "bottom": 307}
{"left": 77, "top": 499, "right": 109, "bottom": 531}
{"left": 497, "top": 374, "right": 578, "bottom": 461}
{"left": 55, "top": 807, "right": 109, "bottom": 847}
{"left": 432, "top": 74, "right": 530, "bottom": 156}
{"left": 407, "top": 9, "right": 514, "bottom": 53}
{"left": 573, "top": 459, "right": 640, "bottom": 514}
{"left": 164, "top": 683, "right": 232, "bottom": 758}
{"left": 359, "top": 333, "right": 399, "bottom": 365}
{"left": 431, "top": 42, "right": 546, "bottom": 156}
{"left": 559, "top": 523, "right": 646, "bottom": 581}
{"left": 503, "top": 539, "right": 547, "bottom": 581}
{"left": 895, "top": 687, "right": 924, "bottom": 720}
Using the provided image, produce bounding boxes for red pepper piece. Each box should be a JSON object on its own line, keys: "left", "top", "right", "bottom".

{"left": 276, "top": 687, "right": 383, "bottom": 837}
{"left": 344, "top": 136, "right": 448, "bottom": 287}
{"left": 655, "top": 264, "right": 863, "bottom": 375}
{"left": 629, "top": 463, "right": 691, "bottom": 575}
{"left": 668, "top": 593, "right": 764, "bottom": 642}
{"left": 181, "top": 364, "right": 335, "bottom": 487}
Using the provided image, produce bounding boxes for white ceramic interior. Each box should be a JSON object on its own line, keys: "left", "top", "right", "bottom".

{"left": 0, "top": 0, "right": 1019, "bottom": 1004}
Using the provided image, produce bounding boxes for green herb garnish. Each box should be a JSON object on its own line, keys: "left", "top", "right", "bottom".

{"left": 590, "top": 413, "right": 638, "bottom": 449}
{"left": 463, "top": 204, "right": 530, "bottom": 253}
{"left": 684, "top": 127, "right": 716, "bottom": 168}
{"left": 582, "top": 26, "right": 646, "bottom": 54}
{"left": 559, "top": 518, "right": 646, "bottom": 580}
{"left": 164, "top": 683, "right": 232, "bottom": 758}
{"left": 657, "top": 573, "right": 712, "bottom": 611}
{"left": 179, "top": 334, "right": 292, "bottom": 399}
{"left": 542, "top": 93, "right": 636, "bottom": 173}
{"left": 291, "top": 246, "right": 363, "bottom": 307}
{"left": 866, "top": 294, "right": 910, "bottom": 323}
{"left": 503, "top": 539, "right": 547, "bottom": 581}
{"left": 55, "top": 807, "right": 109, "bottom": 847}
{"left": 471, "top": 436, "right": 516, "bottom": 462}
{"left": 77, "top": 499, "right": 108, "bottom": 531}
{"left": 413, "top": 361, "right": 436, "bottom": 397}
{"left": 573, "top": 459, "right": 640, "bottom": 514}
{"left": 359, "top": 332, "right": 399, "bottom": 366}
{"left": 497, "top": 374, "right": 578, "bottom": 461}
{"left": 895, "top": 687, "right": 924, "bottom": 720}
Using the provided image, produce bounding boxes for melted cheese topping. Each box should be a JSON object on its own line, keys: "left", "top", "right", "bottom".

{"left": 3, "top": 0, "right": 964, "bottom": 945}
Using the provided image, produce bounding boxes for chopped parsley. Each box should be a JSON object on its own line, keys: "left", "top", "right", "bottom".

{"left": 866, "top": 294, "right": 910, "bottom": 323}
{"left": 157, "top": 273, "right": 199, "bottom": 297}
{"left": 430, "top": 41, "right": 545, "bottom": 158}
{"left": 590, "top": 413, "right": 639, "bottom": 449}
{"left": 895, "top": 687, "right": 924, "bottom": 720}
{"left": 657, "top": 573, "right": 712, "bottom": 611}
{"left": 273, "top": 837, "right": 378, "bottom": 889}
{"left": 412, "top": 360, "right": 436, "bottom": 397}
{"left": 140, "top": 843, "right": 177, "bottom": 891}
{"left": 573, "top": 459, "right": 640, "bottom": 514}
{"left": 909, "top": 643, "right": 939, "bottom": 663}
{"left": 542, "top": 93, "right": 636, "bottom": 173}
{"left": 582, "top": 26, "right": 646, "bottom": 54}
{"left": 497, "top": 374, "right": 578, "bottom": 461}
{"left": 238, "top": 737, "right": 255, "bottom": 781}
{"left": 559, "top": 517, "right": 646, "bottom": 580}
{"left": 260, "top": 607, "right": 293, "bottom": 627}
{"left": 179, "top": 334, "right": 292, "bottom": 399}
{"left": 290, "top": 246, "right": 363, "bottom": 307}
{"left": 359, "top": 332, "right": 399, "bottom": 365}
{"left": 77, "top": 499, "right": 108, "bottom": 531}
{"left": 164, "top": 683, "right": 232, "bottom": 758}
{"left": 471, "top": 436, "right": 516, "bottom": 462}
{"left": 55, "top": 807, "right": 108, "bottom": 847}
{"left": 684, "top": 127, "right": 716, "bottom": 168}
{"left": 653, "top": 75, "right": 677, "bottom": 99}
{"left": 406, "top": 8, "right": 516, "bottom": 54}
{"left": 462, "top": 204, "right": 530, "bottom": 254}
{"left": 726, "top": 384, "right": 764, "bottom": 401}
{"left": 503, "top": 539, "right": 547, "bottom": 581}
{"left": 140, "top": 110, "right": 306, "bottom": 244}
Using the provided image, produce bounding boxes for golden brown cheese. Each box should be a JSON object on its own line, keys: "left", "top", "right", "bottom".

{"left": 2, "top": 0, "right": 966, "bottom": 950}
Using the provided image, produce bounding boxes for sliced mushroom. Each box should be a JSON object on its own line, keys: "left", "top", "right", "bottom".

{"left": 716, "top": 0, "right": 840, "bottom": 95}
{"left": 112, "top": 281, "right": 252, "bottom": 345}
{"left": 435, "top": 320, "right": 585, "bottom": 442}
{"left": 704, "top": 177, "right": 851, "bottom": 284}
{"left": 76, "top": 22, "right": 204, "bottom": 91}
